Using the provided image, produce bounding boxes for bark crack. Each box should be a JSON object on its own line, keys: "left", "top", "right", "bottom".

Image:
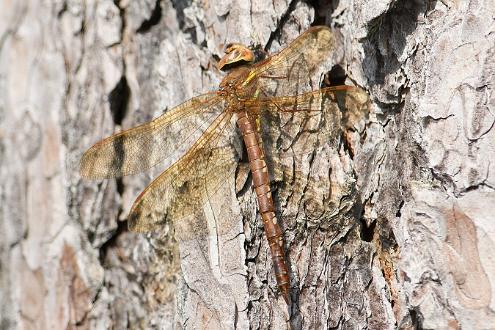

{"left": 265, "top": 0, "right": 300, "bottom": 51}
{"left": 136, "top": 0, "right": 162, "bottom": 34}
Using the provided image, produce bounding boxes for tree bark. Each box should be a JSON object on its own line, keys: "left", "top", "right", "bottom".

{"left": 1, "top": 0, "right": 494, "bottom": 329}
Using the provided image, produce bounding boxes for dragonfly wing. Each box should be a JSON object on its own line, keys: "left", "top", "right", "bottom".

{"left": 80, "top": 92, "right": 224, "bottom": 179}
{"left": 253, "top": 87, "right": 370, "bottom": 145}
{"left": 127, "top": 110, "right": 240, "bottom": 234}
{"left": 247, "top": 87, "right": 370, "bottom": 219}
{"left": 249, "top": 26, "right": 335, "bottom": 97}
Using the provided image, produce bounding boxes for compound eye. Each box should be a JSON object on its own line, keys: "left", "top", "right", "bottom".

{"left": 217, "top": 44, "right": 255, "bottom": 71}
{"left": 224, "top": 43, "right": 235, "bottom": 52}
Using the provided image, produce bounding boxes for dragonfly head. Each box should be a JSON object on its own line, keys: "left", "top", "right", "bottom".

{"left": 217, "top": 43, "right": 267, "bottom": 71}
{"left": 217, "top": 43, "right": 254, "bottom": 71}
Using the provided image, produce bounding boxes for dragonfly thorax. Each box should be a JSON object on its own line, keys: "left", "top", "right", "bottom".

{"left": 219, "top": 66, "right": 257, "bottom": 98}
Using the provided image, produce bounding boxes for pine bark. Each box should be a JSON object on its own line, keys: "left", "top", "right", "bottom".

{"left": 1, "top": 0, "right": 494, "bottom": 329}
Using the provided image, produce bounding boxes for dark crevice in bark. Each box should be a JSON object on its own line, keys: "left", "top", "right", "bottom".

{"left": 244, "top": 209, "right": 263, "bottom": 305}
{"left": 325, "top": 64, "right": 347, "bottom": 87}
{"left": 360, "top": 218, "right": 376, "bottom": 242}
{"left": 113, "top": 0, "right": 127, "bottom": 36}
{"left": 235, "top": 171, "right": 253, "bottom": 198}
{"left": 187, "top": 28, "right": 198, "bottom": 45}
{"left": 350, "top": 197, "right": 371, "bottom": 243}
{"left": 169, "top": 0, "right": 205, "bottom": 45}
{"left": 136, "top": 0, "right": 162, "bottom": 33}
{"left": 408, "top": 308, "right": 423, "bottom": 329}
{"left": 234, "top": 304, "right": 239, "bottom": 328}
{"left": 170, "top": 0, "right": 192, "bottom": 30}
{"left": 461, "top": 179, "right": 495, "bottom": 194}
{"left": 306, "top": 0, "right": 339, "bottom": 26}
{"left": 341, "top": 131, "right": 354, "bottom": 159}
{"left": 56, "top": 0, "right": 68, "bottom": 18}
{"left": 212, "top": 53, "right": 221, "bottom": 63}
{"left": 98, "top": 219, "right": 129, "bottom": 265}
{"left": 362, "top": 0, "right": 437, "bottom": 87}
{"left": 116, "top": 178, "right": 125, "bottom": 196}
{"left": 265, "top": 0, "right": 300, "bottom": 51}
{"left": 374, "top": 99, "right": 403, "bottom": 114}
{"left": 430, "top": 167, "right": 456, "bottom": 192}
{"left": 108, "top": 76, "right": 130, "bottom": 126}
{"left": 109, "top": 0, "right": 129, "bottom": 129}
{"left": 395, "top": 199, "right": 405, "bottom": 217}
{"left": 422, "top": 113, "right": 455, "bottom": 123}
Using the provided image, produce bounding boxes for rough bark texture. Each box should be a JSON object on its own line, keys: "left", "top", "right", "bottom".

{"left": 1, "top": 0, "right": 494, "bottom": 329}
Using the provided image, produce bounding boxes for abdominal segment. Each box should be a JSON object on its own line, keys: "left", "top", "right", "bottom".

{"left": 237, "top": 110, "right": 290, "bottom": 304}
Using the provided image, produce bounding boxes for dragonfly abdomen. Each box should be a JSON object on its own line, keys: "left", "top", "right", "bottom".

{"left": 236, "top": 111, "right": 290, "bottom": 304}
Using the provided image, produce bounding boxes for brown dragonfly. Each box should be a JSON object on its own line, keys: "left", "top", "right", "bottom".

{"left": 80, "top": 26, "right": 369, "bottom": 305}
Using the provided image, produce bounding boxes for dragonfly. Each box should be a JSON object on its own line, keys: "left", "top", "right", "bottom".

{"left": 80, "top": 26, "right": 369, "bottom": 305}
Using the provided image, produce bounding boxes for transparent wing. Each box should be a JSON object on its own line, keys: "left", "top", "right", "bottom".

{"left": 248, "top": 26, "right": 335, "bottom": 97}
{"left": 127, "top": 109, "right": 240, "bottom": 234}
{"left": 80, "top": 93, "right": 224, "bottom": 179}
{"left": 246, "top": 86, "right": 371, "bottom": 219}
{"left": 245, "top": 86, "right": 370, "bottom": 142}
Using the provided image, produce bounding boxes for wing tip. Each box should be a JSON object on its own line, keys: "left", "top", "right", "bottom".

{"left": 79, "top": 151, "right": 95, "bottom": 179}
{"left": 127, "top": 221, "right": 149, "bottom": 233}
{"left": 127, "top": 210, "right": 158, "bottom": 233}
{"left": 127, "top": 202, "right": 153, "bottom": 233}
{"left": 127, "top": 212, "right": 142, "bottom": 232}
{"left": 304, "top": 25, "right": 334, "bottom": 52}
{"left": 79, "top": 148, "right": 103, "bottom": 180}
{"left": 80, "top": 145, "right": 125, "bottom": 180}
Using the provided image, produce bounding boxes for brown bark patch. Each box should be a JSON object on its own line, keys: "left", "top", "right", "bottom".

{"left": 444, "top": 204, "right": 491, "bottom": 309}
